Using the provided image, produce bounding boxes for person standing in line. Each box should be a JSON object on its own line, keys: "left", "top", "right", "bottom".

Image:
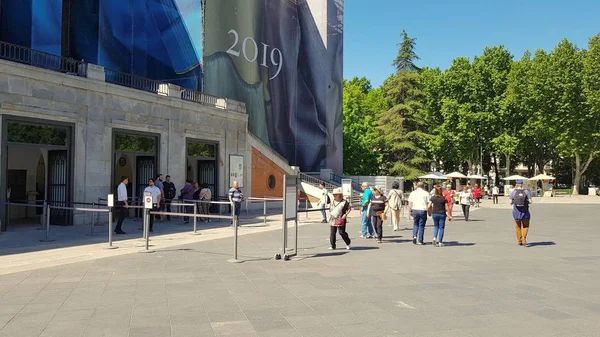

{"left": 509, "top": 181, "right": 532, "bottom": 246}
{"left": 318, "top": 183, "right": 329, "bottom": 223}
{"left": 359, "top": 182, "right": 375, "bottom": 239}
{"left": 328, "top": 188, "right": 352, "bottom": 250}
{"left": 199, "top": 183, "right": 212, "bottom": 222}
{"left": 387, "top": 181, "right": 403, "bottom": 231}
{"left": 367, "top": 186, "right": 388, "bottom": 243}
{"left": 408, "top": 182, "right": 430, "bottom": 245}
{"left": 180, "top": 180, "right": 195, "bottom": 224}
{"left": 144, "top": 179, "right": 161, "bottom": 232}
{"left": 115, "top": 176, "right": 129, "bottom": 234}
{"left": 162, "top": 175, "right": 176, "bottom": 221}
{"left": 492, "top": 185, "right": 500, "bottom": 204}
{"left": 154, "top": 174, "right": 165, "bottom": 220}
{"left": 429, "top": 186, "right": 453, "bottom": 247}
{"left": 459, "top": 185, "right": 473, "bottom": 221}
{"left": 443, "top": 184, "right": 456, "bottom": 216}
{"left": 229, "top": 181, "right": 244, "bottom": 225}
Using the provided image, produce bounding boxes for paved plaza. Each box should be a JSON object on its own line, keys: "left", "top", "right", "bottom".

{"left": 1, "top": 202, "right": 600, "bottom": 337}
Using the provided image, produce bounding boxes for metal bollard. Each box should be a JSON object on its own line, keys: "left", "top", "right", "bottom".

{"left": 96, "top": 198, "right": 101, "bottom": 223}
{"left": 263, "top": 199, "right": 267, "bottom": 225}
{"left": 193, "top": 203, "right": 198, "bottom": 234}
{"left": 37, "top": 200, "right": 47, "bottom": 230}
{"left": 140, "top": 209, "right": 154, "bottom": 253}
{"left": 40, "top": 203, "right": 54, "bottom": 242}
{"left": 105, "top": 207, "right": 118, "bottom": 249}
{"left": 227, "top": 214, "right": 243, "bottom": 263}
{"left": 305, "top": 199, "right": 308, "bottom": 219}
{"left": 86, "top": 203, "right": 96, "bottom": 236}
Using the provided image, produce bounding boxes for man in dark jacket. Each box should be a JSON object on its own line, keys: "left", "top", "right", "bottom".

{"left": 163, "top": 175, "right": 176, "bottom": 221}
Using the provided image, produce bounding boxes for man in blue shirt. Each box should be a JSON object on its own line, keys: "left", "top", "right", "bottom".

{"left": 360, "top": 182, "right": 375, "bottom": 238}
{"left": 229, "top": 181, "right": 244, "bottom": 225}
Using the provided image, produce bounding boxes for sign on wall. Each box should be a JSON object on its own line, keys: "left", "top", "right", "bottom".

{"left": 229, "top": 154, "right": 244, "bottom": 187}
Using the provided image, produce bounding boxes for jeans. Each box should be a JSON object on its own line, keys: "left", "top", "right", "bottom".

{"left": 320, "top": 203, "right": 327, "bottom": 221}
{"left": 461, "top": 204, "right": 470, "bottom": 221}
{"left": 361, "top": 209, "right": 374, "bottom": 237}
{"left": 432, "top": 213, "right": 447, "bottom": 243}
{"left": 412, "top": 210, "right": 427, "bottom": 243}
{"left": 183, "top": 205, "right": 193, "bottom": 222}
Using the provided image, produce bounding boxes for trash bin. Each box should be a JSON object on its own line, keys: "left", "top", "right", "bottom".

{"left": 588, "top": 187, "right": 597, "bottom": 196}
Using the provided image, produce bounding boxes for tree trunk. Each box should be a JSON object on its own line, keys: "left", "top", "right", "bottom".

{"left": 493, "top": 153, "right": 499, "bottom": 185}
{"left": 505, "top": 154, "right": 511, "bottom": 177}
{"left": 573, "top": 152, "right": 596, "bottom": 195}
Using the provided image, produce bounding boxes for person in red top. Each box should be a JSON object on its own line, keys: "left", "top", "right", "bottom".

{"left": 472, "top": 184, "right": 482, "bottom": 208}
{"left": 443, "top": 184, "right": 456, "bottom": 216}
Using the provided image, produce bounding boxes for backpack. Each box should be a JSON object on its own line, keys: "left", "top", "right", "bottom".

{"left": 326, "top": 194, "right": 331, "bottom": 205}
{"left": 513, "top": 190, "right": 528, "bottom": 207}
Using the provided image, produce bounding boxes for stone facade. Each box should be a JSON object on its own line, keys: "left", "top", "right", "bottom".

{"left": 0, "top": 59, "right": 250, "bottom": 225}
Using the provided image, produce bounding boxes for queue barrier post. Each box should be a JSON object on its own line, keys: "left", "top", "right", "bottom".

{"left": 193, "top": 203, "right": 198, "bottom": 234}
{"left": 105, "top": 206, "right": 118, "bottom": 249}
{"left": 37, "top": 200, "right": 47, "bottom": 230}
{"left": 40, "top": 203, "right": 54, "bottom": 242}
{"left": 227, "top": 210, "right": 243, "bottom": 263}
{"left": 85, "top": 202, "right": 97, "bottom": 236}
{"left": 139, "top": 208, "right": 154, "bottom": 253}
{"left": 263, "top": 199, "right": 267, "bottom": 225}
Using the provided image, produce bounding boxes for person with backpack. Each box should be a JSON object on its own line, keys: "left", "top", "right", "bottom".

{"left": 387, "top": 181, "right": 403, "bottom": 231}
{"left": 318, "top": 183, "right": 330, "bottom": 223}
{"left": 509, "top": 181, "right": 532, "bottom": 246}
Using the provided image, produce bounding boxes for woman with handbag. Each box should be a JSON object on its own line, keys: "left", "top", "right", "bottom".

{"left": 367, "top": 186, "right": 388, "bottom": 243}
{"left": 328, "top": 188, "right": 352, "bottom": 250}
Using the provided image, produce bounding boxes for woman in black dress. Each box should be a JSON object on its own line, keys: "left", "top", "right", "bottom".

{"left": 367, "top": 186, "right": 388, "bottom": 243}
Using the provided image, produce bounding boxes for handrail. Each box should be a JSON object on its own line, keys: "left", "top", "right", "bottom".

{"left": 0, "top": 40, "right": 86, "bottom": 76}
{"left": 105, "top": 68, "right": 169, "bottom": 95}
{"left": 297, "top": 172, "right": 338, "bottom": 191}
{"left": 330, "top": 173, "right": 362, "bottom": 192}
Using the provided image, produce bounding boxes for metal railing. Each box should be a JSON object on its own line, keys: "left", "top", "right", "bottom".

{"left": 298, "top": 172, "right": 338, "bottom": 191}
{"left": 0, "top": 40, "right": 86, "bottom": 76}
{"left": 181, "top": 88, "right": 217, "bottom": 105}
{"left": 105, "top": 68, "right": 169, "bottom": 96}
{"left": 330, "top": 173, "right": 362, "bottom": 192}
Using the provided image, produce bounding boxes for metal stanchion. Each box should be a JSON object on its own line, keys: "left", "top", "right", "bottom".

{"left": 305, "top": 199, "right": 308, "bottom": 219}
{"left": 37, "top": 200, "right": 47, "bottom": 230}
{"left": 85, "top": 203, "right": 97, "bottom": 236}
{"left": 227, "top": 212, "right": 243, "bottom": 263}
{"left": 263, "top": 200, "right": 267, "bottom": 225}
{"left": 105, "top": 207, "right": 118, "bottom": 249}
{"left": 193, "top": 203, "right": 197, "bottom": 231}
{"left": 40, "top": 203, "right": 54, "bottom": 242}
{"left": 139, "top": 208, "right": 154, "bottom": 253}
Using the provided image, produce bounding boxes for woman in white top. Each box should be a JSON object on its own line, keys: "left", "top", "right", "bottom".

{"left": 387, "top": 181, "right": 403, "bottom": 231}
{"left": 459, "top": 186, "right": 473, "bottom": 221}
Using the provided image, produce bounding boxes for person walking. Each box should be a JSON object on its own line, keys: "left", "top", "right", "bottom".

{"left": 492, "top": 185, "right": 499, "bottom": 204}
{"left": 408, "top": 182, "right": 430, "bottom": 245}
{"left": 459, "top": 186, "right": 473, "bottom": 221}
{"left": 509, "top": 181, "right": 532, "bottom": 246}
{"left": 114, "top": 176, "right": 129, "bottom": 234}
{"left": 318, "top": 183, "right": 329, "bottom": 223}
{"left": 367, "top": 186, "right": 388, "bottom": 243}
{"left": 144, "top": 179, "right": 161, "bottom": 232}
{"left": 229, "top": 181, "right": 244, "bottom": 225}
{"left": 429, "top": 187, "right": 453, "bottom": 247}
{"left": 180, "top": 180, "right": 195, "bottom": 224}
{"left": 163, "top": 175, "right": 176, "bottom": 221}
{"left": 328, "top": 188, "right": 352, "bottom": 250}
{"left": 199, "top": 183, "right": 212, "bottom": 222}
{"left": 387, "top": 181, "right": 403, "bottom": 231}
{"left": 154, "top": 174, "right": 165, "bottom": 220}
{"left": 472, "top": 184, "right": 482, "bottom": 208}
{"left": 360, "top": 182, "right": 375, "bottom": 238}
{"left": 443, "top": 184, "right": 456, "bottom": 216}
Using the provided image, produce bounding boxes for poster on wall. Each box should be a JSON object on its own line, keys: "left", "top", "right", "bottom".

{"left": 202, "top": 0, "right": 344, "bottom": 173}
{"left": 229, "top": 154, "right": 244, "bottom": 188}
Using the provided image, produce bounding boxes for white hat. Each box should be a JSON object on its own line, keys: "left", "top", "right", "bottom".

{"left": 373, "top": 185, "right": 382, "bottom": 192}
{"left": 332, "top": 187, "right": 343, "bottom": 195}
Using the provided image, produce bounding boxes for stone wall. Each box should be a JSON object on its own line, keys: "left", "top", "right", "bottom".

{"left": 0, "top": 59, "right": 249, "bottom": 215}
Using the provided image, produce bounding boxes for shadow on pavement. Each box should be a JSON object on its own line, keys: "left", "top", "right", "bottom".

{"left": 526, "top": 241, "right": 556, "bottom": 247}
{"left": 386, "top": 239, "right": 413, "bottom": 244}
{"left": 347, "top": 246, "right": 379, "bottom": 251}
{"left": 443, "top": 241, "right": 476, "bottom": 247}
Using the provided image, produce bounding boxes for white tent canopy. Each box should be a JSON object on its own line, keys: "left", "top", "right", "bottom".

{"left": 419, "top": 172, "right": 447, "bottom": 180}
{"left": 530, "top": 173, "right": 555, "bottom": 181}
{"left": 503, "top": 175, "right": 529, "bottom": 181}
{"left": 467, "top": 174, "right": 486, "bottom": 179}
{"left": 446, "top": 171, "right": 467, "bottom": 178}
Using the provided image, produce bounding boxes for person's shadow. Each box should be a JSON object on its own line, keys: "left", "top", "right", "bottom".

{"left": 443, "top": 241, "right": 476, "bottom": 247}
{"left": 526, "top": 241, "right": 556, "bottom": 247}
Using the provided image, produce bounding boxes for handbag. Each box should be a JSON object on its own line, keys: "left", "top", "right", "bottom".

{"left": 427, "top": 204, "right": 433, "bottom": 217}
{"left": 377, "top": 211, "right": 387, "bottom": 221}
{"left": 334, "top": 217, "right": 345, "bottom": 227}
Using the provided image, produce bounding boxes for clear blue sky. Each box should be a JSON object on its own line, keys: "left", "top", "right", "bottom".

{"left": 343, "top": 0, "right": 600, "bottom": 87}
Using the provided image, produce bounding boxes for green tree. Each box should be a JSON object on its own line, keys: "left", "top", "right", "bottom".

{"left": 342, "top": 77, "right": 387, "bottom": 175}
{"left": 393, "top": 30, "right": 421, "bottom": 72}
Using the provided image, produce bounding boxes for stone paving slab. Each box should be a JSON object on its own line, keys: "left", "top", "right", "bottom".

{"left": 0, "top": 204, "right": 599, "bottom": 336}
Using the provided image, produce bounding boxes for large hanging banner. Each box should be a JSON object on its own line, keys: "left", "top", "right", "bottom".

{"left": 202, "top": 0, "right": 344, "bottom": 173}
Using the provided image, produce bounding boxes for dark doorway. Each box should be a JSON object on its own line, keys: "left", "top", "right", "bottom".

{"left": 197, "top": 160, "right": 217, "bottom": 195}
{"left": 186, "top": 140, "right": 218, "bottom": 210}
{"left": 7, "top": 170, "right": 27, "bottom": 202}
{"left": 48, "top": 149, "right": 71, "bottom": 225}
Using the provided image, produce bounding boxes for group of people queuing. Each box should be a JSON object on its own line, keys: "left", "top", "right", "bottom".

{"left": 113, "top": 174, "right": 245, "bottom": 234}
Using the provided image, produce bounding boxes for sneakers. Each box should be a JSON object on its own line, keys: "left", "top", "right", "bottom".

{"left": 522, "top": 237, "right": 527, "bottom": 247}
{"left": 359, "top": 235, "right": 367, "bottom": 239}
{"left": 412, "top": 237, "right": 417, "bottom": 245}
{"left": 328, "top": 247, "right": 334, "bottom": 250}
{"left": 438, "top": 242, "right": 444, "bottom": 247}
{"left": 417, "top": 241, "right": 423, "bottom": 245}
{"left": 432, "top": 238, "right": 437, "bottom": 246}
{"left": 321, "top": 219, "right": 328, "bottom": 223}
{"left": 346, "top": 245, "right": 351, "bottom": 250}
